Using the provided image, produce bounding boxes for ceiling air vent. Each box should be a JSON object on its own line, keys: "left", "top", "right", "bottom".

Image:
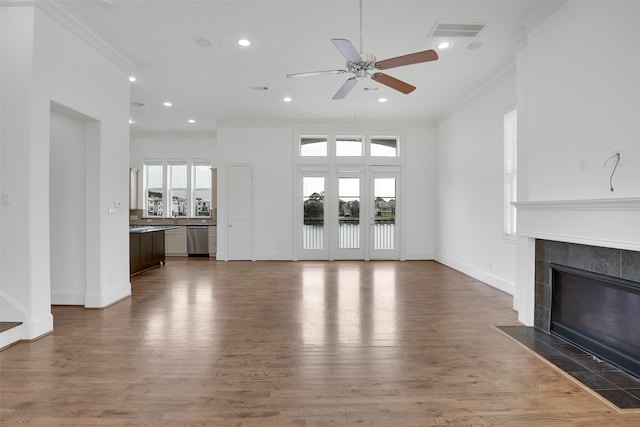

{"left": 431, "top": 21, "right": 487, "bottom": 38}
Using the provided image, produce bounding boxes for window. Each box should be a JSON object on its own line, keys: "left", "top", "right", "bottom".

{"left": 169, "top": 163, "right": 187, "bottom": 217}
{"left": 143, "top": 160, "right": 212, "bottom": 218}
{"left": 371, "top": 137, "right": 398, "bottom": 157}
{"left": 503, "top": 106, "right": 517, "bottom": 235}
{"left": 193, "top": 163, "right": 212, "bottom": 217}
{"left": 336, "top": 136, "right": 363, "bottom": 156}
{"left": 300, "top": 136, "right": 327, "bottom": 156}
{"left": 145, "top": 163, "right": 164, "bottom": 217}
{"left": 299, "top": 134, "right": 399, "bottom": 158}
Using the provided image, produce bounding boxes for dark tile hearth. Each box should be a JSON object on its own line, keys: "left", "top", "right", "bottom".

{"left": 497, "top": 326, "right": 640, "bottom": 410}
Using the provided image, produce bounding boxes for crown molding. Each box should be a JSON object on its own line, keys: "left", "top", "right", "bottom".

{"left": 35, "top": 0, "right": 135, "bottom": 75}
{"left": 520, "top": 0, "right": 567, "bottom": 34}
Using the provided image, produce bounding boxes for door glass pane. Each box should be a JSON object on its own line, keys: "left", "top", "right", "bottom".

{"left": 303, "top": 177, "right": 324, "bottom": 249}
{"left": 300, "top": 137, "right": 327, "bottom": 156}
{"left": 338, "top": 177, "right": 360, "bottom": 249}
{"left": 336, "top": 136, "right": 363, "bottom": 156}
{"left": 374, "top": 178, "right": 395, "bottom": 250}
{"left": 371, "top": 137, "right": 398, "bottom": 157}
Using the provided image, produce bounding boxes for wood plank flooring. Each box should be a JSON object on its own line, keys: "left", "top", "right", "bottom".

{"left": 2, "top": 259, "right": 639, "bottom": 426}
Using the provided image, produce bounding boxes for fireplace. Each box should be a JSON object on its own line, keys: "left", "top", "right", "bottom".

{"left": 550, "top": 263, "right": 640, "bottom": 379}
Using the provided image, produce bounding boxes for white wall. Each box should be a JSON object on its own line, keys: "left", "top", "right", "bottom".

{"left": 525, "top": 1, "right": 640, "bottom": 201}
{"left": 0, "top": 4, "right": 131, "bottom": 339}
{"left": 404, "top": 128, "right": 436, "bottom": 260}
{"left": 215, "top": 124, "right": 435, "bottom": 261}
{"left": 434, "top": 71, "right": 517, "bottom": 295}
{"left": 216, "top": 127, "right": 295, "bottom": 260}
{"left": 49, "top": 107, "right": 86, "bottom": 305}
{"left": 512, "top": 1, "right": 640, "bottom": 324}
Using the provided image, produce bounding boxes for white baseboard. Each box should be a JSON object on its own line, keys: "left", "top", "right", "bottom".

{"left": 435, "top": 255, "right": 515, "bottom": 295}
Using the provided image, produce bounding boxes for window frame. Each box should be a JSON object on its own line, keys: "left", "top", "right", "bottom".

{"left": 192, "top": 161, "right": 213, "bottom": 218}
{"left": 142, "top": 159, "right": 213, "bottom": 219}
{"left": 144, "top": 160, "right": 164, "bottom": 218}
{"left": 503, "top": 105, "right": 518, "bottom": 237}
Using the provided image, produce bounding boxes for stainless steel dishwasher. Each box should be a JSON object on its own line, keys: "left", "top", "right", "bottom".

{"left": 187, "top": 226, "right": 209, "bottom": 256}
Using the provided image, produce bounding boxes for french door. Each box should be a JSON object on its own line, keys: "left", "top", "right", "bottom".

{"left": 298, "top": 166, "right": 399, "bottom": 260}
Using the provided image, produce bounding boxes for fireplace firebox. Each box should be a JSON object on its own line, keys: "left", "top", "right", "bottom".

{"left": 551, "top": 264, "right": 640, "bottom": 379}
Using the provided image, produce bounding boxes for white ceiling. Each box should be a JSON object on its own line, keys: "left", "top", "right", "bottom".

{"left": 59, "top": 0, "right": 546, "bottom": 136}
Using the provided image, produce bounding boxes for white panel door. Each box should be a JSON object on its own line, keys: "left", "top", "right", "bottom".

{"left": 226, "top": 165, "right": 253, "bottom": 260}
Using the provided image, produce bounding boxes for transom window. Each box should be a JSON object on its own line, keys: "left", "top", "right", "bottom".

{"left": 299, "top": 135, "right": 399, "bottom": 158}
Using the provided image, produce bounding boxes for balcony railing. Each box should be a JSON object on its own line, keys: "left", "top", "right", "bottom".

{"left": 303, "top": 221, "right": 395, "bottom": 250}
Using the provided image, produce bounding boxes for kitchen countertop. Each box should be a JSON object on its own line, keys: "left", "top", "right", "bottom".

{"left": 129, "top": 225, "right": 179, "bottom": 234}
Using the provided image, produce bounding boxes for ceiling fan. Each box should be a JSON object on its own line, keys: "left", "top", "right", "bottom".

{"left": 286, "top": 1, "right": 439, "bottom": 100}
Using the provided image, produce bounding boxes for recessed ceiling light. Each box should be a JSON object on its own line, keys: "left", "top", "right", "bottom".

{"left": 378, "top": 97, "right": 388, "bottom": 103}
{"left": 188, "top": 119, "right": 196, "bottom": 124}
{"left": 163, "top": 101, "right": 172, "bottom": 107}
{"left": 283, "top": 97, "right": 292, "bottom": 103}
{"left": 129, "top": 119, "right": 133, "bottom": 124}
{"left": 435, "top": 40, "right": 451, "bottom": 50}
{"left": 237, "top": 39, "right": 252, "bottom": 47}
{"left": 129, "top": 76, "right": 136, "bottom": 82}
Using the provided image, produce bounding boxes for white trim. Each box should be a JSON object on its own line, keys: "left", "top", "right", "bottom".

{"left": 35, "top": 0, "right": 136, "bottom": 74}
{"left": 514, "top": 198, "right": 640, "bottom": 211}
{"left": 435, "top": 256, "right": 515, "bottom": 296}
{"left": 520, "top": 0, "right": 567, "bottom": 34}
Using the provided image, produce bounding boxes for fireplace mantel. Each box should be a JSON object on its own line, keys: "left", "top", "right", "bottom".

{"left": 512, "top": 198, "right": 640, "bottom": 326}
{"left": 514, "top": 198, "right": 640, "bottom": 211}
{"left": 514, "top": 198, "right": 640, "bottom": 252}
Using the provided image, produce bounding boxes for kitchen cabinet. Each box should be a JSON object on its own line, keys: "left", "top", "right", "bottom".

{"left": 208, "top": 226, "right": 217, "bottom": 257}
{"left": 130, "top": 229, "right": 166, "bottom": 275}
{"left": 165, "top": 227, "right": 187, "bottom": 256}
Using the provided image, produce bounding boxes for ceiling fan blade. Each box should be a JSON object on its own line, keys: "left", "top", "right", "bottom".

{"left": 287, "top": 70, "right": 347, "bottom": 78}
{"left": 331, "top": 39, "right": 363, "bottom": 63}
{"left": 371, "top": 73, "right": 416, "bottom": 94}
{"left": 375, "top": 50, "right": 438, "bottom": 70}
{"left": 332, "top": 77, "right": 357, "bottom": 100}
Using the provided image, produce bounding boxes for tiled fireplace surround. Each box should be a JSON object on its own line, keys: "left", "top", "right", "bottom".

{"left": 533, "top": 239, "right": 640, "bottom": 332}
{"left": 513, "top": 198, "right": 640, "bottom": 327}
{"left": 508, "top": 198, "right": 640, "bottom": 409}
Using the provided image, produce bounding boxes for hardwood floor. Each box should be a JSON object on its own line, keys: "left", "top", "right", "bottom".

{"left": 2, "top": 259, "right": 639, "bottom": 426}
